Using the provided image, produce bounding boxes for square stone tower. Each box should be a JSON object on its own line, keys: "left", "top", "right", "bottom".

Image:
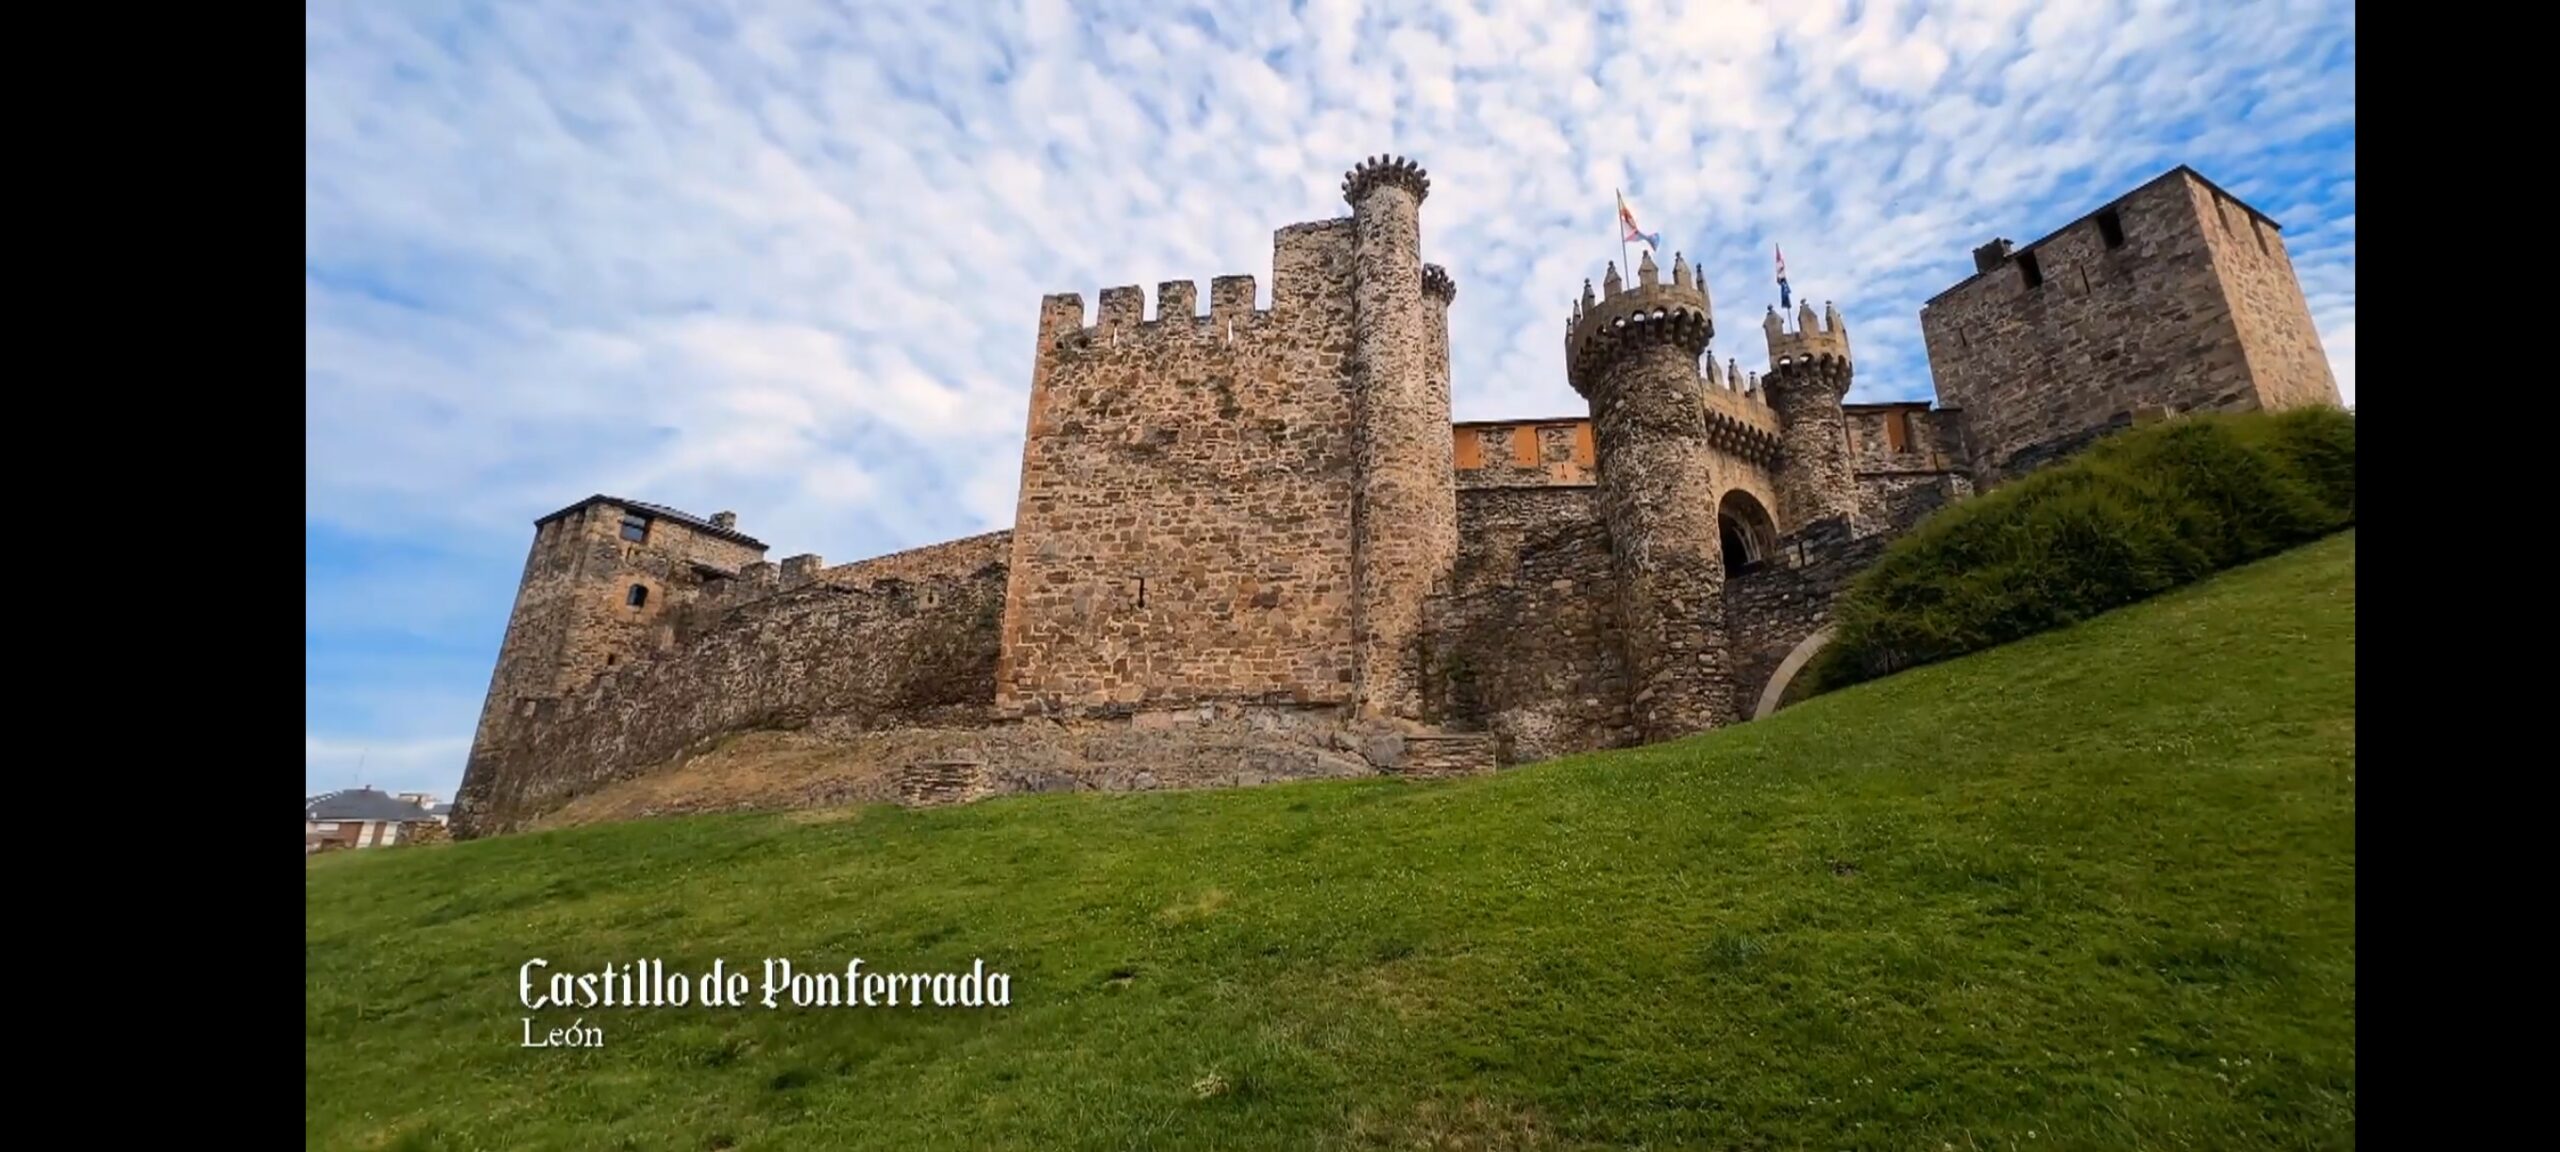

{"left": 455, "top": 496, "right": 767, "bottom": 832}
{"left": 1919, "top": 165, "right": 2342, "bottom": 484}
{"left": 995, "top": 155, "right": 1456, "bottom": 724}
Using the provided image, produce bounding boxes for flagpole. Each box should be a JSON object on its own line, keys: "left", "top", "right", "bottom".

{"left": 1615, "top": 189, "right": 1629, "bottom": 283}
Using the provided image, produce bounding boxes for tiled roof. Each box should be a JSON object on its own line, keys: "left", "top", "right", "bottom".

{"left": 306, "top": 788, "right": 436, "bottom": 823}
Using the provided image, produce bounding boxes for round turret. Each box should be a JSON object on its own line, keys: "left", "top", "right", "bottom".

{"left": 1760, "top": 301, "right": 1862, "bottom": 529}
{"left": 1342, "top": 155, "right": 1431, "bottom": 207}
{"left": 1422, "top": 263, "right": 1456, "bottom": 304}
{"left": 1564, "top": 248, "right": 1738, "bottom": 742}
{"left": 1567, "top": 250, "right": 1713, "bottom": 398}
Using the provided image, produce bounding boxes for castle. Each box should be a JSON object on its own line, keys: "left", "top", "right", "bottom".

{"left": 451, "top": 158, "right": 2341, "bottom": 838}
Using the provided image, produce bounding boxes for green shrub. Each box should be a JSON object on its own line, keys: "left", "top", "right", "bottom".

{"left": 1803, "top": 407, "right": 2354, "bottom": 694}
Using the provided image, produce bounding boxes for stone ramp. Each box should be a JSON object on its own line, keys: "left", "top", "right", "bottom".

{"left": 890, "top": 729, "right": 1498, "bottom": 809}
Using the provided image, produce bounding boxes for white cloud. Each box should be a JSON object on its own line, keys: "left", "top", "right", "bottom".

{"left": 306, "top": 0, "right": 2354, "bottom": 797}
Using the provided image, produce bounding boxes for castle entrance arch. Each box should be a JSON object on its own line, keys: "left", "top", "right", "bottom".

{"left": 1754, "top": 625, "right": 1833, "bottom": 720}
{"left": 1719, "top": 490, "right": 1778, "bottom": 574}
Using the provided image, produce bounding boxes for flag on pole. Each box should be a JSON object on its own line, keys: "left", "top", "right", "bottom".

{"left": 1617, "top": 190, "right": 1661, "bottom": 251}
{"left": 1775, "top": 244, "right": 1792, "bottom": 310}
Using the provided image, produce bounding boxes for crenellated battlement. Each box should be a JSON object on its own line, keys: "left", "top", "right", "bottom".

{"left": 1342, "top": 154, "right": 1431, "bottom": 206}
{"left": 1038, "top": 273, "right": 1270, "bottom": 352}
{"left": 1566, "top": 250, "right": 1716, "bottom": 397}
{"left": 1704, "top": 354, "right": 1769, "bottom": 405}
{"left": 1763, "top": 301, "right": 1852, "bottom": 370}
{"left": 1701, "top": 354, "right": 1783, "bottom": 463}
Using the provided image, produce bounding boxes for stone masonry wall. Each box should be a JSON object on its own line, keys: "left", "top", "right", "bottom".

{"left": 1857, "top": 473, "right": 1975, "bottom": 536}
{"left": 1724, "top": 517, "right": 1889, "bottom": 721}
{"left": 1453, "top": 419, "right": 1597, "bottom": 488}
{"left": 1921, "top": 168, "right": 2271, "bottom": 486}
{"left": 1428, "top": 485, "right": 1634, "bottom": 764}
{"left": 1844, "top": 404, "right": 1966, "bottom": 474}
{"left": 2194, "top": 185, "right": 2344, "bottom": 413}
{"left": 672, "top": 531, "right": 1012, "bottom": 648}
{"left": 455, "top": 562, "right": 1009, "bottom": 837}
{"left": 1843, "top": 404, "right": 1973, "bottom": 534}
{"left": 999, "top": 221, "right": 1363, "bottom": 718}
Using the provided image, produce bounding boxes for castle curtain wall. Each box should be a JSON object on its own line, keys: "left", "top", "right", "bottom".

{"left": 460, "top": 562, "right": 1010, "bottom": 836}
{"left": 1429, "top": 486, "right": 1632, "bottom": 763}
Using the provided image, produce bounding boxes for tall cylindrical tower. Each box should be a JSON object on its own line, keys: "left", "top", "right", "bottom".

{"left": 1343, "top": 155, "right": 1457, "bottom": 723}
{"left": 1568, "top": 251, "right": 1735, "bottom": 742}
{"left": 1761, "top": 302, "right": 1861, "bottom": 531}
{"left": 1423, "top": 263, "right": 1456, "bottom": 404}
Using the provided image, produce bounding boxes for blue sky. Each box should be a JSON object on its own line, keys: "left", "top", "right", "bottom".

{"left": 305, "top": 0, "right": 2355, "bottom": 800}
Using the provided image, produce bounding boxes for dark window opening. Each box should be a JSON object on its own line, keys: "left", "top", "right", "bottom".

{"left": 1134, "top": 577, "right": 1146, "bottom": 609}
{"left": 1720, "top": 519, "right": 1758, "bottom": 575}
{"left": 2017, "top": 251, "right": 2044, "bottom": 290}
{"left": 2095, "top": 209, "right": 2125, "bottom": 249}
{"left": 619, "top": 514, "right": 649, "bottom": 543}
{"left": 605, "top": 655, "right": 617, "bottom": 667}
{"left": 626, "top": 584, "right": 649, "bottom": 608}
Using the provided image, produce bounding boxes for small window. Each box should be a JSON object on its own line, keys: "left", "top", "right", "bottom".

{"left": 605, "top": 655, "right": 617, "bottom": 667}
{"left": 2095, "top": 209, "right": 2125, "bottom": 249}
{"left": 626, "top": 584, "right": 649, "bottom": 608}
{"left": 619, "top": 515, "right": 649, "bottom": 543}
{"left": 2017, "top": 251, "right": 2044, "bottom": 290}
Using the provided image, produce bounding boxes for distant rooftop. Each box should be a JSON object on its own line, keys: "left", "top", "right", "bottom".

{"left": 535, "top": 495, "right": 768, "bottom": 550}
{"left": 306, "top": 788, "right": 437, "bottom": 823}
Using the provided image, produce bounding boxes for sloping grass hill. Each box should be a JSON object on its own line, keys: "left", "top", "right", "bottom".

{"left": 306, "top": 532, "right": 2356, "bottom": 1152}
{"left": 1809, "top": 406, "right": 2354, "bottom": 697}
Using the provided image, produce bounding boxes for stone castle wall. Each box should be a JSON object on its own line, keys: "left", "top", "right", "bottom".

{"left": 1453, "top": 419, "right": 1597, "bottom": 489}
{"left": 1427, "top": 485, "right": 1633, "bottom": 764}
{"left": 457, "top": 563, "right": 1010, "bottom": 837}
{"left": 672, "top": 531, "right": 1012, "bottom": 647}
{"left": 997, "top": 222, "right": 1366, "bottom": 718}
{"left": 1841, "top": 404, "right": 1973, "bottom": 535}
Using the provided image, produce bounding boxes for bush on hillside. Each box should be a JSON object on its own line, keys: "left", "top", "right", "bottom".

{"left": 1802, "top": 406, "right": 2354, "bottom": 695}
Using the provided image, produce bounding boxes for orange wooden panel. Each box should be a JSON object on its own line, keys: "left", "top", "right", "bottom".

{"left": 1510, "top": 426, "right": 1539, "bottom": 467}
{"left": 1453, "top": 427, "right": 1482, "bottom": 469}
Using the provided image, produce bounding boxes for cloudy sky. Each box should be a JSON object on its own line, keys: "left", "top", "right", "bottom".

{"left": 305, "top": 0, "right": 2355, "bottom": 799}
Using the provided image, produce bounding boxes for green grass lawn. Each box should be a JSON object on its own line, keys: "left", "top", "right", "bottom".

{"left": 307, "top": 531, "right": 2355, "bottom": 1151}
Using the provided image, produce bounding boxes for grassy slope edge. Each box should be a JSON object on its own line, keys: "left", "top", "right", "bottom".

{"left": 307, "top": 531, "right": 2356, "bottom": 1152}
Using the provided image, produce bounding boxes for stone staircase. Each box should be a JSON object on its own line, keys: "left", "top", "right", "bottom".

{"left": 1393, "top": 732, "right": 1500, "bottom": 779}
{"left": 895, "top": 759, "right": 990, "bottom": 807}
